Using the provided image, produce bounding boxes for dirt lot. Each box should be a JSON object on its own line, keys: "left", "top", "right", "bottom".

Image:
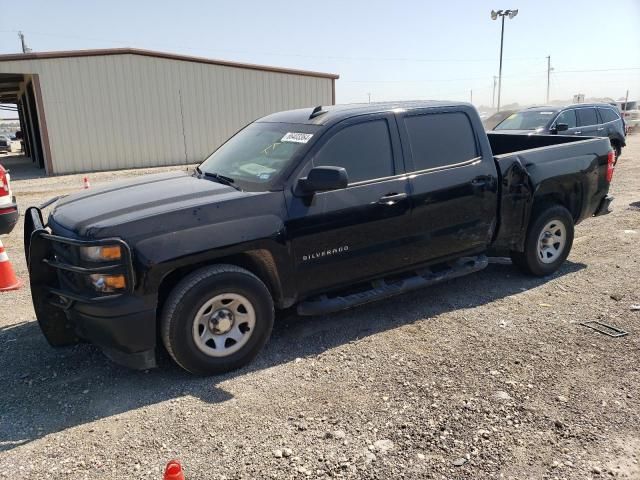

{"left": 1, "top": 136, "right": 639, "bottom": 480}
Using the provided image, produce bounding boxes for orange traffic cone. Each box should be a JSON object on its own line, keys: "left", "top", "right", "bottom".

{"left": 0, "top": 240, "right": 22, "bottom": 292}
{"left": 163, "top": 460, "right": 185, "bottom": 480}
{"left": 83, "top": 176, "right": 90, "bottom": 189}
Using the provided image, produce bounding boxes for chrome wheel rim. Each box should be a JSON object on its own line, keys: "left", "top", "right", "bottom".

{"left": 537, "top": 220, "right": 567, "bottom": 264}
{"left": 192, "top": 293, "right": 256, "bottom": 357}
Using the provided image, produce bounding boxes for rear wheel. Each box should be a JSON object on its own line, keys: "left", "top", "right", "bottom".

{"left": 510, "top": 205, "right": 574, "bottom": 276}
{"left": 161, "top": 264, "right": 274, "bottom": 375}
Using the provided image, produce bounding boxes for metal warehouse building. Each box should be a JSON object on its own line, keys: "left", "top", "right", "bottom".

{"left": 0, "top": 48, "right": 338, "bottom": 175}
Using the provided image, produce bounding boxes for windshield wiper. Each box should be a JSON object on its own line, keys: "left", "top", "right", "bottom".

{"left": 196, "top": 167, "right": 242, "bottom": 191}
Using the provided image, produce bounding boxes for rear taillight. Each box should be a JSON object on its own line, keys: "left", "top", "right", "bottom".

{"left": 606, "top": 150, "right": 615, "bottom": 183}
{"left": 0, "top": 166, "right": 9, "bottom": 197}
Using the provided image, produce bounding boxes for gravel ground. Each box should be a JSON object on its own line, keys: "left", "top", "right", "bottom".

{"left": 1, "top": 135, "right": 639, "bottom": 480}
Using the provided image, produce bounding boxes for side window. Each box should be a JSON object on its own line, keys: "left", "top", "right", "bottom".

{"left": 314, "top": 120, "right": 394, "bottom": 183}
{"left": 598, "top": 108, "right": 619, "bottom": 123}
{"left": 576, "top": 108, "right": 598, "bottom": 127}
{"left": 404, "top": 112, "right": 477, "bottom": 171}
{"left": 555, "top": 110, "right": 577, "bottom": 128}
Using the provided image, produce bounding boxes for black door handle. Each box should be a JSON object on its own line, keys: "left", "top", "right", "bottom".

{"left": 471, "top": 177, "right": 492, "bottom": 194}
{"left": 377, "top": 192, "right": 407, "bottom": 205}
{"left": 471, "top": 178, "right": 488, "bottom": 187}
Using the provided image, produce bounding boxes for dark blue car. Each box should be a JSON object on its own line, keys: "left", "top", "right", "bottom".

{"left": 493, "top": 103, "right": 626, "bottom": 160}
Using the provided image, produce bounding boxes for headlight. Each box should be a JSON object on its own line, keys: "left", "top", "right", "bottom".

{"left": 80, "top": 245, "right": 122, "bottom": 262}
{"left": 88, "top": 274, "right": 126, "bottom": 293}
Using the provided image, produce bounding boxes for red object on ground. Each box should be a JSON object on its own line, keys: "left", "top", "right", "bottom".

{"left": 0, "top": 240, "right": 22, "bottom": 292}
{"left": 163, "top": 460, "right": 185, "bottom": 480}
{"left": 83, "top": 176, "right": 90, "bottom": 189}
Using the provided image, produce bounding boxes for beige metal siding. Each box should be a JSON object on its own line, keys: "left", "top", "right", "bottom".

{"left": 0, "top": 54, "right": 333, "bottom": 174}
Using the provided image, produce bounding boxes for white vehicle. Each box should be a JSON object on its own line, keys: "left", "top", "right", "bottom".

{"left": 0, "top": 135, "right": 11, "bottom": 154}
{"left": 617, "top": 101, "right": 639, "bottom": 131}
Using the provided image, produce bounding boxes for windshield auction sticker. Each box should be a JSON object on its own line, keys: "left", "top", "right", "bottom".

{"left": 281, "top": 132, "right": 313, "bottom": 144}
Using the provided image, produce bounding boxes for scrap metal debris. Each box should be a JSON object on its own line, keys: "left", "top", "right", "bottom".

{"left": 580, "top": 321, "right": 628, "bottom": 337}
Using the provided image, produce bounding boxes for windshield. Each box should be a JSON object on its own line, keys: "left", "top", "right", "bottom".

{"left": 199, "top": 122, "right": 319, "bottom": 189}
{"left": 494, "top": 110, "right": 557, "bottom": 130}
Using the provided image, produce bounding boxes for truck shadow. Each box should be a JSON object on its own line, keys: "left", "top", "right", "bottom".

{"left": 0, "top": 259, "right": 585, "bottom": 452}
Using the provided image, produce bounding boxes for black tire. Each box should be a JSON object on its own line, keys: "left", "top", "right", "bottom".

{"left": 161, "top": 264, "right": 274, "bottom": 375}
{"left": 510, "top": 205, "right": 574, "bottom": 277}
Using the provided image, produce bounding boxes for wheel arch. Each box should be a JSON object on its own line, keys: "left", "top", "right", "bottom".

{"left": 532, "top": 180, "right": 583, "bottom": 222}
{"left": 156, "top": 250, "right": 286, "bottom": 316}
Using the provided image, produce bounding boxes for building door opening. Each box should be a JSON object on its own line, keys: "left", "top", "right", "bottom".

{"left": 23, "top": 80, "right": 45, "bottom": 169}
{"left": 0, "top": 73, "right": 46, "bottom": 170}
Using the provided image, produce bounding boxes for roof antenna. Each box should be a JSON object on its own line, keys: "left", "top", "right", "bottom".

{"left": 309, "top": 105, "right": 327, "bottom": 119}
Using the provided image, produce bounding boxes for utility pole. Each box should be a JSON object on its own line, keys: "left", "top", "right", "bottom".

{"left": 546, "top": 55, "right": 552, "bottom": 104}
{"left": 624, "top": 89, "right": 629, "bottom": 110}
{"left": 492, "top": 76, "right": 497, "bottom": 109}
{"left": 367, "top": 92, "right": 371, "bottom": 103}
{"left": 470, "top": 89, "right": 473, "bottom": 104}
{"left": 18, "top": 31, "right": 32, "bottom": 53}
{"left": 491, "top": 9, "right": 518, "bottom": 112}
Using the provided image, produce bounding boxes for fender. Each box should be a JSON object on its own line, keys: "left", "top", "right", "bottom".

{"left": 134, "top": 214, "right": 285, "bottom": 265}
{"left": 133, "top": 214, "right": 296, "bottom": 306}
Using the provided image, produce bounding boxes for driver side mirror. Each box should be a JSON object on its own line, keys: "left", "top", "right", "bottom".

{"left": 553, "top": 123, "right": 569, "bottom": 133}
{"left": 297, "top": 166, "right": 348, "bottom": 194}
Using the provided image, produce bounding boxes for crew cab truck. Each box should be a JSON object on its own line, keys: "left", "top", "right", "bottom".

{"left": 24, "top": 101, "right": 615, "bottom": 375}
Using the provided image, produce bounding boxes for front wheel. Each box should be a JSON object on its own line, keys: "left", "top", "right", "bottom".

{"left": 161, "top": 264, "right": 274, "bottom": 375}
{"left": 510, "top": 205, "right": 574, "bottom": 276}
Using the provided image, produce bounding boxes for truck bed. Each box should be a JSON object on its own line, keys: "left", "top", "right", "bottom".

{"left": 487, "top": 131, "right": 592, "bottom": 156}
{"left": 489, "top": 132, "right": 613, "bottom": 253}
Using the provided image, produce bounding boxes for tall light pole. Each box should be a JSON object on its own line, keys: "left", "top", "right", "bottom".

{"left": 491, "top": 9, "right": 518, "bottom": 112}
{"left": 546, "top": 55, "right": 553, "bottom": 104}
{"left": 492, "top": 75, "right": 497, "bottom": 109}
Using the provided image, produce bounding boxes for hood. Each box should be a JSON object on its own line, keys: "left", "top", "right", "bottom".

{"left": 50, "top": 171, "right": 248, "bottom": 238}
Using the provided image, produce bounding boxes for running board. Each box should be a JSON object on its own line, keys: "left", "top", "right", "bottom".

{"left": 297, "top": 255, "right": 488, "bottom": 316}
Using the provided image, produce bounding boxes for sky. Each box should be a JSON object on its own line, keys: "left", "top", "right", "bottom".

{"left": 1, "top": 0, "right": 639, "bottom": 111}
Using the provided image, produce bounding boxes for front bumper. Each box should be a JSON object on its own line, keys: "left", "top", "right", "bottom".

{"left": 0, "top": 197, "right": 18, "bottom": 235}
{"left": 594, "top": 194, "right": 614, "bottom": 217}
{"left": 24, "top": 206, "right": 157, "bottom": 370}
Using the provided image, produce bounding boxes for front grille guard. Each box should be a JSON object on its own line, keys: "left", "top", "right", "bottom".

{"left": 25, "top": 206, "right": 135, "bottom": 304}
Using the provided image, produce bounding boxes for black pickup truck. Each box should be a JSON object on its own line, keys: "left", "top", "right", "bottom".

{"left": 24, "top": 101, "right": 615, "bottom": 375}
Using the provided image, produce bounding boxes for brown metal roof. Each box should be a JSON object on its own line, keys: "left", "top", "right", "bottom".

{"left": 0, "top": 47, "right": 339, "bottom": 80}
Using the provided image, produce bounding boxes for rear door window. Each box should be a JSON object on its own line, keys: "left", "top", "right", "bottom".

{"left": 576, "top": 108, "right": 599, "bottom": 127}
{"left": 555, "top": 109, "right": 577, "bottom": 128}
{"left": 403, "top": 112, "right": 478, "bottom": 171}
{"left": 598, "top": 108, "right": 619, "bottom": 123}
{"left": 313, "top": 120, "right": 394, "bottom": 183}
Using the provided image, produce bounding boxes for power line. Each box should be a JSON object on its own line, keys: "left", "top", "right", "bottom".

{"left": 343, "top": 71, "right": 548, "bottom": 84}
{"left": 341, "top": 66, "right": 639, "bottom": 84}
{"left": 553, "top": 67, "right": 640, "bottom": 73}
{"left": 0, "top": 29, "right": 543, "bottom": 64}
